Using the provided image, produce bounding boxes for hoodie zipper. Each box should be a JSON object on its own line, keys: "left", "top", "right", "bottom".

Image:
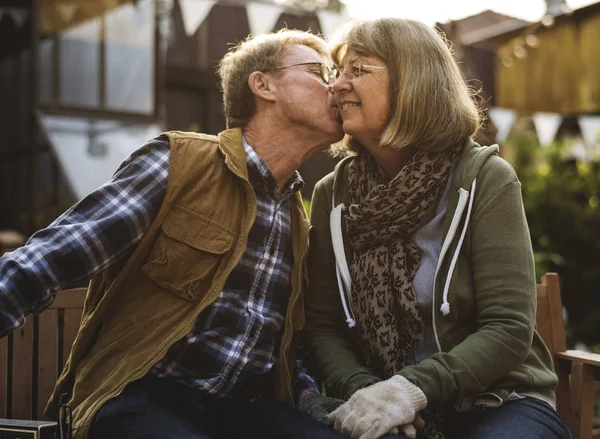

{"left": 430, "top": 187, "right": 470, "bottom": 352}
{"left": 282, "top": 227, "right": 308, "bottom": 404}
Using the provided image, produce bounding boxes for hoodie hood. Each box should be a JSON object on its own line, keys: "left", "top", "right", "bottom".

{"left": 452, "top": 139, "right": 499, "bottom": 192}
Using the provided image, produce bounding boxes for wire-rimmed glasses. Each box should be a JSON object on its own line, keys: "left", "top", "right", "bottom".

{"left": 271, "top": 62, "right": 338, "bottom": 84}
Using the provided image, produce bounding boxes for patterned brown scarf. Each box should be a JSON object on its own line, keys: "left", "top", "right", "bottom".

{"left": 346, "top": 145, "right": 460, "bottom": 378}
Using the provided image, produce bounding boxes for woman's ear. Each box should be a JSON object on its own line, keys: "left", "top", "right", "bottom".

{"left": 248, "top": 71, "right": 276, "bottom": 102}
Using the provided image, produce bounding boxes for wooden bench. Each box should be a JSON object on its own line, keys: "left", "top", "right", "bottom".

{"left": 1, "top": 276, "right": 599, "bottom": 438}
{"left": 0, "top": 288, "right": 86, "bottom": 421}
{"left": 0, "top": 230, "right": 26, "bottom": 255}
{"left": 536, "top": 273, "right": 600, "bottom": 439}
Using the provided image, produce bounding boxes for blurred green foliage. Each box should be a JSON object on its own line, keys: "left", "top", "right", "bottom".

{"left": 303, "top": 198, "right": 311, "bottom": 218}
{"left": 507, "top": 132, "right": 600, "bottom": 346}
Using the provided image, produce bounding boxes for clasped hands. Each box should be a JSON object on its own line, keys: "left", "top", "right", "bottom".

{"left": 301, "top": 375, "right": 427, "bottom": 439}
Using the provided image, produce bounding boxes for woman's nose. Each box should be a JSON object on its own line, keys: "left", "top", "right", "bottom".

{"left": 330, "top": 74, "right": 350, "bottom": 93}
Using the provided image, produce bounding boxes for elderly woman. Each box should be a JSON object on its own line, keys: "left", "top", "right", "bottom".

{"left": 304, "top": 18, "right": 570, "bottom": 439}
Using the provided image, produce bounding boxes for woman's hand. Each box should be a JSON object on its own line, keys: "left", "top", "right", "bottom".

{"left": 327, "top": 375, "right": 427, "bottom": 439}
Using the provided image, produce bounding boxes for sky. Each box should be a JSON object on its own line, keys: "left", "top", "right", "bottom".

{"left": 342, "top": 0, "right": 598, "bottom": 26}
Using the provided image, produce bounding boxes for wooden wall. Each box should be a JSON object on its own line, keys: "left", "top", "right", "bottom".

{"left": 495, "top": 6, "right": 600, "bottom": 114}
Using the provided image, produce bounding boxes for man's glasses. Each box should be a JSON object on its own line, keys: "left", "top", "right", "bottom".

{"left": 271, "top": 62, "right": 337, "bottom": 84}
{"left": 335, "top": 64, "right": 387, "bottom": 81}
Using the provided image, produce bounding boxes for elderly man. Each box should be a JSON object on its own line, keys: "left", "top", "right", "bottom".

{"left": 0, "top": 30, "right": 345, "bottom": 439}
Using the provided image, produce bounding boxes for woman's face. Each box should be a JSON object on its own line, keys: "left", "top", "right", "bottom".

{"left": 331, "top": 49, "right": 390, "bottom": 150}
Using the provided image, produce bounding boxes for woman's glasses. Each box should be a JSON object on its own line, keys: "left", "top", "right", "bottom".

{"left": 334, "top": 64, "right": 387, "bottom": 81}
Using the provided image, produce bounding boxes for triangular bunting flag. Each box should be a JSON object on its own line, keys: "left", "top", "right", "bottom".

{"left": 567, "top": 140, "right": 588, "bottom": 161}
{"left": 179, "top": 0, "right": 216, "bottom": 37}
{"left": 488, "top": 107, "right": 517, "bottom": 143}
{"left": 577, "top": 115, "right": 600, "bottom": 148}
{"left": 532, "top": 112, "right": 562, "bottom": 147}
{"left": 56, "top": 2, "right": 78, "bottom": 24}
{"left": 7, "top": 8, "right": 28, "bottom": 28}
{"left": 316, "top": 10, "right": 349, "bottom": 38}
{"left": 246, "top": 2, "right": 284, "bottom": 36}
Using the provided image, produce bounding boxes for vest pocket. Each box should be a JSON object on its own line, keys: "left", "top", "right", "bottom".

{"left": 142, "top": 205, "right": 234, "bottom": 301}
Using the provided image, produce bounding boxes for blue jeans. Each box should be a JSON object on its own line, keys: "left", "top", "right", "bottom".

{"left": 89, "top": 377, "right": 348, "bottom": 439}
{"left": 380, "top": 397, "right": 571, "bottom": 439}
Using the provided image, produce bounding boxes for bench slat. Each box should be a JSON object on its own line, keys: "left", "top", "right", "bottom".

{"left": 49, "top": 288, "right": 86, "bottom": 310}
{"left": 62, "top": 309, "right": 83, "bottom": 369}
{"left": 2, "top": 289, "right": 86, "bottom": 422}
{"left": 37, "top": 309, "right": 59, "bottom": 420}
{"left": 0, "top": 337, "right": 7, "bottom": 417}
{"left": 536, "top": 291, "right": 552, "bottom": 349}
{"left": 12, "top": 318, "right": 34, "bottom": 419}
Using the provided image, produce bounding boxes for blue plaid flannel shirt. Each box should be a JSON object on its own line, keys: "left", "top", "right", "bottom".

{"left": 0, "top": 134, "right": 318, "bottom": 401}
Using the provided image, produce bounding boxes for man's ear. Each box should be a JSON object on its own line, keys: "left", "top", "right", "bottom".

{"left": 248, "top": 71, "right": 276, "bottom": 102}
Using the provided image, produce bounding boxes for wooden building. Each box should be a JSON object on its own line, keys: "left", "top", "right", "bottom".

{"left": 493, "top": 2, "right": 600, "bottom": 115}
{"left": 0, "top": 0, "right": 344, "bottom": 235}
{"left": 0, "top": 0, "right": 164, "bottom": 235}
{"left": 448, "top": 1, "right": 600, "bottom": 117}
{"left": 437, "top": 10, "right": 530, "bottom": 107}
{"left": 436, "top": 10, "right": 532, "bottom": 144}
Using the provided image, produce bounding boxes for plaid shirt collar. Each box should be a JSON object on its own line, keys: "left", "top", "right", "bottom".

{"left": 242, "top": 136, "right": 304, "bottom": 199}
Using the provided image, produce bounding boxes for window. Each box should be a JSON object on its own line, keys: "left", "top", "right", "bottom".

{"left": 38, "top": 0, "right": 158, "bottom": 118}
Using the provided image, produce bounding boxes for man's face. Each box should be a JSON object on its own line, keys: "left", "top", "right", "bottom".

{"left": 269, "top": 45, "right": 344, "bottom": 146}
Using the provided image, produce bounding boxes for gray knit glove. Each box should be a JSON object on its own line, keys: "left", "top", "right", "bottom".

{"left": 298, "top": 391, "right": 345, "bottom": 424}
{"left": 327, "top": 375, "right": 427, "bottom": 439}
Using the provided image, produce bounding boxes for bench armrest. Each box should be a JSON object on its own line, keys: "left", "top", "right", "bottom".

{"left": 556, "top": 350, "right": 600, "bottom": 368}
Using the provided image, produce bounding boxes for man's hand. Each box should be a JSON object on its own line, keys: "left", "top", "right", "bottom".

{"left": 389, "top": 414, "right": 425, "bottom": 439}
{"left": 327, "top": 375, "right": 427, "bottom": 439}
{"left": 298, "top": 391, "right": 345, "bottom": 424}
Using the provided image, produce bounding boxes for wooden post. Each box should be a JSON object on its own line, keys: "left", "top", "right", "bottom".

{"left": 28, "top": 0, "right": 40, "bottom": 234}
{"left": 569, "top": 362, "right": 596, "bottom": 439}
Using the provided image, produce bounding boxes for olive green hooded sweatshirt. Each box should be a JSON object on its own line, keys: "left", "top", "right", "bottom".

{"left": 305, "top": 140, "right": 558, "bottom": 409}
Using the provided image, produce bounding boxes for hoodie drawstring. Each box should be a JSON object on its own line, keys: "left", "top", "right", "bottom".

{"left": 330, "top": 177, "right": 477, "bottom": 324}
{"left": 330, "top": 201, "right": 356, "bottom": 328}
{"left": 440, "top": 178, "right": 477, "bottom": 315}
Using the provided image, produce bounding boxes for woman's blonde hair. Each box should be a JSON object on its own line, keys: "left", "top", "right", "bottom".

{"left": 329, "top": 18, "right": 482, "bottom": 155}
{"left": 219, "top": 29, "right": 329, "bottom": 129}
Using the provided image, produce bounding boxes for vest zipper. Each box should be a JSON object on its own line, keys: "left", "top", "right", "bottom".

{"left": 282, "top": 210, "right": 309, "bottom": 405}
{"left": 80, "top": 178, "right": 258, "bottom": 439}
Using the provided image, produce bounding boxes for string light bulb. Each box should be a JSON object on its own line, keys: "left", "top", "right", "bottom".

{"left": 541, "top": 14, "right": 555, "bottom": 27}
{"left": 525, "top": 34, "right": 540, "bottom": 48}
{"left": 513, "top": 45, "right": 527, "bottom": 59}
{"left": 502, "top": 56, "right": 514, "bottom": 67}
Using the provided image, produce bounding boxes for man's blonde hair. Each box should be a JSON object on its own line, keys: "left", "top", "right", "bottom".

{"left": 219, "top": 29, "right": 329, "bottom": 129}
{"left": 329, "top": 18, "right": 482, "bottom": 155}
